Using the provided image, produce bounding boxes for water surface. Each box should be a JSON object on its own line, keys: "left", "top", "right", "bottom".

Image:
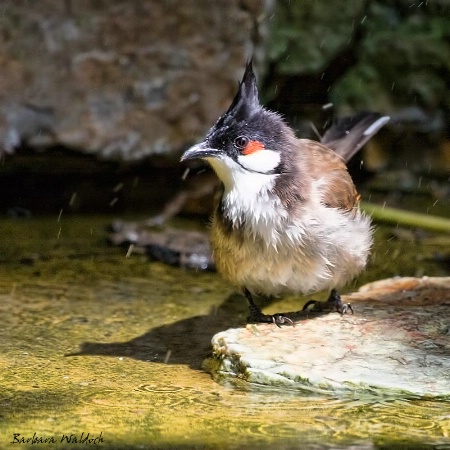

{"left": 0, "top": 216, "right": 449, "bottom": 449}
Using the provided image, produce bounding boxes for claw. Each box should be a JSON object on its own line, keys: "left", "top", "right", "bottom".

{"left": 338, "top": 302, "right": 354, "bottom": 315}
{"left": 246, "top": 308, "right": 295, "bottom": 327}
{"left": 272, "top": 315, "right": 295, "bottom": 327}
{"left": 245, "top": 292, "right": 296, "bottom": 326}
{"left": 302, "top": 289, "right": 354, "bottom": 316}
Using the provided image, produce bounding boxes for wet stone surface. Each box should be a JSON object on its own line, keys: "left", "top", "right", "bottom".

{"left": 207, "top": 277, "right": 450, "bottom": 398}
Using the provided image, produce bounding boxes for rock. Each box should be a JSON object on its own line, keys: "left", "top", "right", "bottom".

{"left": 205, "top": 277, "right": 450, "bottom": 397}
{"left": 0, "top": 0, "right": 271, "bottom": 159}
{"left": 108, "top": 220, "right": 214, "bottom": 271}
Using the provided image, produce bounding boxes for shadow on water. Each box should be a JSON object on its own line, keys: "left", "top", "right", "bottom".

{"left": 67, "top": 293, "right": 246, "bottom": 368}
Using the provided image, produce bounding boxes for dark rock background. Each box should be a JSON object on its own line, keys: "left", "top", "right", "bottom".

{"left": 0, "top": 0, "right": 448, "bottom": 215}
{"left": 0, "top": 0, "right": 271, "bottom": 160}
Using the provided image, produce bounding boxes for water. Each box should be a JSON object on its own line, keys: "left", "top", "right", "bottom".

{"left": 0, "top": 216, "right": 449, "bottom": 449}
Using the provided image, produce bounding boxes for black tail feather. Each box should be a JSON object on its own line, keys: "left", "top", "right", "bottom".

{"left": 321, "top": 112, "right": 390, "bottom": 163}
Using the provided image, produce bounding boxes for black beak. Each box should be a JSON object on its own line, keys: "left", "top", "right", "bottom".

{"left": 181, "top": 142, "right": 223, "bottom": 162}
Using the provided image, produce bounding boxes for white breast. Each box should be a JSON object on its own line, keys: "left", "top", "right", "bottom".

{"left": 212, "top": 180, "right": 372, "bottom": 296}
{"left": 207, "top": 153, "right": 288, "bottom": 244}
{"left": 206, "top": 152, "right": 372, "bottom": 296}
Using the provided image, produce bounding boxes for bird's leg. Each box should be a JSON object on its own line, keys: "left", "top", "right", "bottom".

{"left": 302, "top": 289, "right": 353, "bottom": 315}
{"left": 244, "top": 288, "right": 294, "bottom": 327}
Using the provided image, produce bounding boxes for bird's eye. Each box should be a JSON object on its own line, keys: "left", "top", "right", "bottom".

{"left": 234, "top": 136, "right": 248, "bottom": 149}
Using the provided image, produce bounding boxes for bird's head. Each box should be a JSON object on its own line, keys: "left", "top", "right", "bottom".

{"left": 181, "top": 61, "right": 295, "bottom": 192}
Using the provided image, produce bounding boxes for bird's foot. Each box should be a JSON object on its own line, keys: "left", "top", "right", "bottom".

{"left": 247, "top": 304, "right": 295, "bottom": 327}
{"left": 302, "top": 289, "right": 353, "bottom": 315}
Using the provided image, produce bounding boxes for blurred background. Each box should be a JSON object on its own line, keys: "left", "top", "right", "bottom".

{"left": 0, "top": 0, "right": 448, "bottom": 218}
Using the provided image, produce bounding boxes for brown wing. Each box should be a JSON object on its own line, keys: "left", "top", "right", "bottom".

{"left": 273, "top": 138, "right": 360, "bottom": 213}
{"left": 301, "top": 140, "right": 360, "bottom": 212}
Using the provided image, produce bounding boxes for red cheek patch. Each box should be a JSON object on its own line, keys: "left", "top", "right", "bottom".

{"left": 242, "top": 140, "right": 265, "bottom": 155}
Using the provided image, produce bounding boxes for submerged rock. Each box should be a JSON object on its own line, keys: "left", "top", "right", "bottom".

{"left": 109, "top": 220, "right": 214, "bottom": 271}
{"left": 205, "top": 277, "right": 450, "bottom": 397}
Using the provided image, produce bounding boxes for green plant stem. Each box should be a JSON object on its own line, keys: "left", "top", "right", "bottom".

{"left": 360, "top": 202, "right": 450, "bottom": 234}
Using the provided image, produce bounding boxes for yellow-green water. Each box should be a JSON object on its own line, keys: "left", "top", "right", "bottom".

{"left": 0, "top": 216, "right": 449, "bottom": 449}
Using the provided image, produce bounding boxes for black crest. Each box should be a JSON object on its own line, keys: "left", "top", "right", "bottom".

{"left": 214, "top": 60, "right": 261, "bottom": 129}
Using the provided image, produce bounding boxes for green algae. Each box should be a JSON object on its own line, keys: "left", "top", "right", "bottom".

{"left": 0, "top": 215, "right": 449, "bottom": 449}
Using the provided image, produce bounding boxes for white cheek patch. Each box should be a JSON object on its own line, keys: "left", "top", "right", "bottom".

{"left": 237, "top": 149, "right": 281, "bottom": 173}
{"left": 206, "top": 154, "right": 278, "bottom": 196}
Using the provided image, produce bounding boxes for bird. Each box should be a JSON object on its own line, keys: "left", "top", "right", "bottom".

{"left": 181, "top": 60, "right": 389, "bottom": 325}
